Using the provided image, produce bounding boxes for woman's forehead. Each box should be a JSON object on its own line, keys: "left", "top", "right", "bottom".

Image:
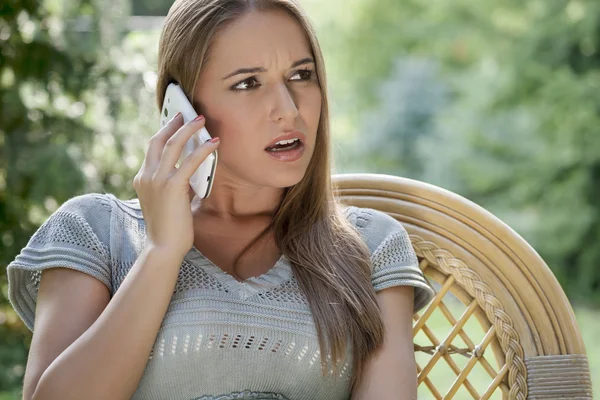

{"left": 206, "top": 10, "right": 312, "bottom": 74}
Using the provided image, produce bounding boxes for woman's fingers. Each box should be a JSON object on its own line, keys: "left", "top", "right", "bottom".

{"left": 155, "top": 115, "right": 207, "bottom": 179}
{"left": 188, "top": 183, "right": 195, "bottom": 203}
{"left": 176, "top": 137, "right": 220, "bottom": 181}
{"left": 144, "top": 112, "right": 183, "bottom": 168}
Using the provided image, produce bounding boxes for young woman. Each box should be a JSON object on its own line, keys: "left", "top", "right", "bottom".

{"left": 7, "top": 0, "right": 434, "bottom": 399}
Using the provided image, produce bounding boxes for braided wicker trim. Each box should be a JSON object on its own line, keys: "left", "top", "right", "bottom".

{"left": 525, "top": 355, "right": 592, "bottom": 399}
{"left": 410, "top": 235, "right": 528, "bottom": 400}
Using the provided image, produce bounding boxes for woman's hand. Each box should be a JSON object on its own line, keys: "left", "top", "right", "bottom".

{"left": 133, "top": 113, "right": 220, "bottom": 258}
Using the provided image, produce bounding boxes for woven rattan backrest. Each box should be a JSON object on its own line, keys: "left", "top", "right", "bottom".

{"left": 333, "top": 173, "right": 592, "bottom": 400}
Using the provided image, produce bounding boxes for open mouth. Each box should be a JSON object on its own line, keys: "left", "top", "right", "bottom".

{"left": 264, "top": 137, "right": 305, "bottom": 162}
{"left": 265, "top": 138, "right": 303, "bottom": 152}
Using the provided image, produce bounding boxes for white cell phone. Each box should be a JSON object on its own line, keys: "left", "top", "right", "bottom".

{"left": 159, "top": 83, "right": 218, "bottom": 199}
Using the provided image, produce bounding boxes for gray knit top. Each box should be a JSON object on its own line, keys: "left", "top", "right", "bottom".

{"left": 7, "top": 193, "right": 435, "bottom": 400}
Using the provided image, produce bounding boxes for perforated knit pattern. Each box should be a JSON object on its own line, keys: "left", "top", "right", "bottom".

{"left": 32, "top": 210, "right": 109, "bottom": 259}
{"left": 112, "top": 261, "right": 133, "bottom": 293}
{"left": 174, "top": 260, "right": 230, "bottom": 293}
{"left": 6, "top": 194, "right": 435, "bottom": 400}
{"left": 256, "top": 278, "right": 309, "bottom": 305}
{"left": 20, "top": 209, "right": 111, "bottom": 292}
{"left": 372, "top": 230, "right": 418, "bottom": 269}
{"left": 193, "top": 391, "right": 290, "bottom": 400}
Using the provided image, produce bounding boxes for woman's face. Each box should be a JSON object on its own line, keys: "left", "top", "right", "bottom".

{"left": 193, "top": 9, "right": 322, "bottom": 189}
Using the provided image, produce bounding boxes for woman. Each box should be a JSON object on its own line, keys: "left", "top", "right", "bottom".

{"left": 7, "top": 0, "right": 434, "bottom": 399}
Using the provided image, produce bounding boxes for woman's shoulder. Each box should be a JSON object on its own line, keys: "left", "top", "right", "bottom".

{"left": 55, "top": 192, "right": 144, "bottom": 224}
{"left": 104, "top": 193, "right": 144, "bottom": 220}
{"left": 342, "top": 205, "right": 411, "bottom": 254}
{"left": 40, "top": 193, "right": 115, "bottom": 243}
{"left": 45, "top": 192, "right": 147, "bottom": 280}
{"left": 49, "top": 193, "right": 145, "bottom": 250}
{"left": 55, "top": 192, "right": 112, "bottom": 216}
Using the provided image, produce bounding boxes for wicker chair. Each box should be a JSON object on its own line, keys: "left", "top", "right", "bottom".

{"left": 333, "top": 173, "right": 593, "bottom": 400}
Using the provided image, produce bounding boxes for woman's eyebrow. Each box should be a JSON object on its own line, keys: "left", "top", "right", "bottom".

{"left": 221, "top": 57, "right": 315, "bottom": 80}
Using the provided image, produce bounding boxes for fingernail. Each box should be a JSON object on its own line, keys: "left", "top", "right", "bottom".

{"left": 193, "top": 114, "right": 204, "bottom": 122}
{"left": 209, "top": 137, "right": 220, "bottom": 144}
{"left": 170, "top": 112, "right": 181, "bottom": 121}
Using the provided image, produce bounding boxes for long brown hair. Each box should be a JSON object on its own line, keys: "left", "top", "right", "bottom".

{"left": 156, "top": 0, "right": 384, "bottom": 391}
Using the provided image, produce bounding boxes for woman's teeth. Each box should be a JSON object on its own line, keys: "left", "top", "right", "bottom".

{"left": 275, "top": 138, "right": 299, "bottom": 146}
{"left": 267, "top": 138, "right": 300, "bottom": 151}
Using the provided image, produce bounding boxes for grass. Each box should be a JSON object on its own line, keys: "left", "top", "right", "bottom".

{"left": 575, "top": 306, "right": 600, "bottom": 397}
{"left": 0, "top": 391, "right": 20, "bottom": 400}
{"left": 416, "top": 300, "right": 599, "bottom": 399}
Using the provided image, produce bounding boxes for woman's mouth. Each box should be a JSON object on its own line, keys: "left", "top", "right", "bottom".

{"left": 264, "top": 139, "right": 305, "bottom": 162}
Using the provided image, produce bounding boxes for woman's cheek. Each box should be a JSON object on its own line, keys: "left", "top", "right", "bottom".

{"left": 220, "top": 99, "right": 259, "bottom": 131}
{"left": 302, "top": 90, "right": 322, "bottom": 140}
{"left": 206, "top": 105, "right": 245, "bottom": 140}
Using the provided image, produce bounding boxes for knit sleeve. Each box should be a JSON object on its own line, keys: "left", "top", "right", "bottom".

{"left": 6, "top": 193, "right": 113, "bottom": 331}
{"left": 348, "top": 206, "right": 435, "bottom": 313}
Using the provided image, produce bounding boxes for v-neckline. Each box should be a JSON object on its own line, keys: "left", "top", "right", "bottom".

{"left": 184, "top": 245, "right": 293, "bottom": 300}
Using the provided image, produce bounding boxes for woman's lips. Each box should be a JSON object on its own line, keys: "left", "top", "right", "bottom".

{"left": 264, "top": 131, "right": 307, "bottom": 150}
{"left": 264, "top": 141, "right": 305, "bottom": 162}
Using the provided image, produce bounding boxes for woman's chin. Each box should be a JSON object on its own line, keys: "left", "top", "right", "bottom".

{"left": 217, "top": 158, "right": 311, "bottom": 190}
{"left": 265, "top": 171, "right": 307, "bottom": 189}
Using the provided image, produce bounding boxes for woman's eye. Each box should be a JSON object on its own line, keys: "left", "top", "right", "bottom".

{"left": 231, "top": 77, "right": 260, "bottom": 91}
{"left": 291, "top": 69, "right": 314, "bottom": 81}
{"left": 230, "top": 69, "right": 315, "bottom": 92}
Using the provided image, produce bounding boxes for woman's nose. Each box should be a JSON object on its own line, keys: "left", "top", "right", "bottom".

{"left": 269, "top": 83, "right": 300, "bottom": 123}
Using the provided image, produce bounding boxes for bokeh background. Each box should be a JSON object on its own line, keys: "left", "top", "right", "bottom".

{"left": 1, "top": 0, "right": 599, "bottom": 398}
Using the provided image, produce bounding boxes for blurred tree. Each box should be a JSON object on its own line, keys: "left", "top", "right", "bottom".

{"left": 336, "top": 0, "right": 600, "bottom": 304}
{"left": 466, "top": 0, "right": 600, "bottom": 302}
{"left": 131, "top": 0, "right": 172, "bottom": 16}
{"left": 1, "top": 0, "right": 96, "bottom": 391}
{"left": 0, "top": 0, "right": 148, "bottom": 393}
{"left": 348, "top": 56, "right": 450, "bottom": 179}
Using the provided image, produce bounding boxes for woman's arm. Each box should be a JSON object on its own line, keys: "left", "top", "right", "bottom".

{"left": 351, "top": 286, "right": 417, "bottom": 400}
{"left": 21, "top": 108, "right": 219, "bottom": 400}
{"left": 27, "top": 246, "right": 183, "bottom": 400}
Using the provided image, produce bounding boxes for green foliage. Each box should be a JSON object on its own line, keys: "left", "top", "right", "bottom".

{"left": 0, "top": 0, "right": 154, "bottom": 392}
{"left": 333, "top": 0, "right": 600, "bottom": 305}
{"left": 131, "top": 0, "right": 171, "bottom": 16}
{"left": 347, "top": 57, "right": 450, "bottom": 178}
{"left": 1, "top": 0, "right": 98, "bottom": 390}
